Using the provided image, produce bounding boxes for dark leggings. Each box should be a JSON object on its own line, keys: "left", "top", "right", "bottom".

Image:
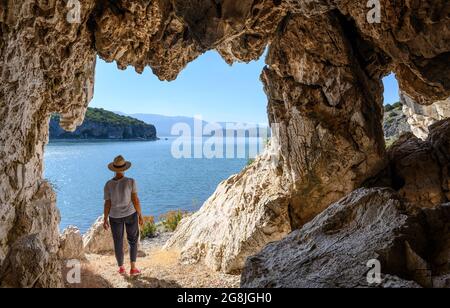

{"left": 109, "top": 212, "right": 139, "bottom": 267}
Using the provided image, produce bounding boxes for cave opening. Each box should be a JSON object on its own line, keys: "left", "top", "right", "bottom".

{"left": 44, "top": 51, "right": 270, "bottom": 234}
{"left": 1, "top": 0, "right": 449, "bottom": 289}
{"left": 382, "top": 73, "right": 408, "bottom": 148}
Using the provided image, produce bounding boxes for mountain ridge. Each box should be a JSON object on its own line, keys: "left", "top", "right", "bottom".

{"left": 117, "top": 112, "right": 270, "bottom": 137}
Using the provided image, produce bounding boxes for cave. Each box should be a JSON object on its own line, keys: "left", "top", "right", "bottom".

{"left": 0, "top": 1, "right": 449, "bottom": 288}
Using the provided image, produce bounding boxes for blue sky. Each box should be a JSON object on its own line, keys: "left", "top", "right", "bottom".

{"left": 91, "top": 52, "right": 400, "bottom": 124}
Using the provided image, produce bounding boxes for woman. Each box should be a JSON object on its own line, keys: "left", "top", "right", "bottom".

{"left": 103, "top": 155, "right": 144, "bottom": 276}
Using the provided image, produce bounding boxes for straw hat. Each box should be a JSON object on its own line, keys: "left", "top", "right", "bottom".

{"left": 108, "top": 155, "right": 132, "bottom": 172}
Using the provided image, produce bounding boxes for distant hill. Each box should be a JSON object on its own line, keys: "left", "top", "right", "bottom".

{"left": 50, "top": 108, "right": 158, "bottom": 140}
{"left": 119, "top": 112, "right": 270, "bottom": 137}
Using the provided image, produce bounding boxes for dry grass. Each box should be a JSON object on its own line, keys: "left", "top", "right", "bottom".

{"left": 159, "top": 210, "right": 186, "bottom": 232}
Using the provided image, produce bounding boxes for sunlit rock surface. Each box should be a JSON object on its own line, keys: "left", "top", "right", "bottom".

{"left": 165, "top": 150, "right": 292, "bottom": 273}
{"left": 59, "top": 226, "right": 85, "bottom": 261}
{"left": 402, "top": 93, "right": 450, "bottom": 140}
{"left": 83, "top": 216, "right": 124, "bottom": 254}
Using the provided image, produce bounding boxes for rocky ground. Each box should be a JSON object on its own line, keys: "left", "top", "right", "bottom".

{"left": 63, "top": 233, "right": 240, "bottom": 288}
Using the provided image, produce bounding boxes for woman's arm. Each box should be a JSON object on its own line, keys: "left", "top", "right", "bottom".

{"left": 131, "top": 193, "right": 144, "bottom": 226}
{"left": 103, "top": 200, "right": 112, "bottom": 230}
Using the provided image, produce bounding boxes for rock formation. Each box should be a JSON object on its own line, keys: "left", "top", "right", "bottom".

{"left": 165, "top": 149, "right": 292, "bottom": 273}
{"left": 385, "top": 120, "right": 450, "bottom": 208}
{"left": 242, "top": 119, "right": 450, "bottom": 288}
{"left": 0, "top": 0, "right": 96, "bottom": 287}
{"left": 0, "top": 182, "right": 62, "bottom": 287}
{"left": 241, "top": 188, "right": 450, "bottom": 288}
{"left": 59, "top": 226, "right": 85, "bottom": 261}
{"left": 83, "top": 216, "right": 124, "bottom": 254}
{"left": 402, "top": 93, "right": 450, "bottom": 140}
{"left": 83, "top": 215, "right": 144, "bottom": 257}
{"left": 0, "top": 0, "right": 449, "bottom": 286}
{"left": 383, "top": 104, "right": 411, "bottom": 144}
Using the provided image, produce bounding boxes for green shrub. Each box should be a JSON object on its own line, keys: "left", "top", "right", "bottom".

{"left": 140, "top": 216, "right": 157, "bottom": 238}
{"left": 384, "top": 102, "right": 402, "bottom": 113}
{"left": 392, "top": 102, "right": 402, "bottom": 109}
{"left": 384, "top": 104, "right": 394, "bottom": 112}
{"left": 84, "top": 108, "right": 148, "bottom": 126}
{"left": 160, "top": 210, "right": 185, "bottom": 232}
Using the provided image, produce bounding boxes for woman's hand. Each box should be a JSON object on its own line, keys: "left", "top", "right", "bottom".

{"left": 138, "top": 214, "right": 144, "bottom": 226}
{"left": 103, "top": 218, "right": 110, "bottom": 230}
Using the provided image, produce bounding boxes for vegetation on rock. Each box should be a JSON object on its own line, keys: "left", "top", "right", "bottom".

{"left": 50, "top": 108, "right": 157, "bottom": 140}
{"left": 160, "top": 210, "right": 186, "bottom": 232}
{"left": 140, "top": 216, "right": 158, "bottom": 239}
{"left": 383, "top": 102, "right": 411, "bottom": 147}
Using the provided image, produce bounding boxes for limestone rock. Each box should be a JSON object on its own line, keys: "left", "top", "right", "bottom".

{"left": 83, "top": 215, "right": 144, "bottom": 257}
{"left": 385, "top": 119, "right": 450, "bottom": 208}
{"left": 165, "top": 150, "right": 292, "bottom": 273}
{"left": 402, "top": 93, "right": 450, "bottom": 140}
{"left": 262, "top": 12, "right": 387, "bottom": 227}
{"left": 0, "top": 0, "right": 96, "bottom": 287}
{"left": 83, "top": 216, "right": 122, "bottom": 254}
{"left": 94, "top": 0, "right": 286, "bottom": 80}
{"left": 0, "top": 234, "right": 63, "bottom": 288}
{"left": 383, "top": 105, "right": 411, "bottom": 142}
{"left": 59, "top": 226, "right": 85, "bottom": 261}
{"left": 0, "top": 182, "right": 63, "bottom": 287}
{"left": 241, "top": 188, "right": 449, "bottom": 288}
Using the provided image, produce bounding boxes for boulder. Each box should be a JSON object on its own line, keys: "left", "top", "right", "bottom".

{"left": 59, "top": 226, "right": 85, "bottom": 260}
{"left": 381, "top": 119, "right": 450, "bottom": 208}
{"left": 0, "top": 182, "right": 63, "bottom": 288}
{"left": 83, "top": 215, "right": 144, "bottom": 257}
{"left": 241, "top": 188, "right": 450, "bottom": 288}
{"left": 0, "top": 234, "right": 63, "bottom": 288}
{"left": 83, "top": 216, "right": 122, "bottom": 254}
{"left": 165, "top": 151, "right": 292, "bottom": 273}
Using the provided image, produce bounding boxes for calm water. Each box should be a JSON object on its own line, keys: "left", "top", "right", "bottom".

{"left": 44, "top": 138, "right": 261, "bottom": 233}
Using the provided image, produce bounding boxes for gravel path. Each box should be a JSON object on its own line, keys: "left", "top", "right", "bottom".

{"left": 64, "top": 233, "right": 240, "bottom": 288}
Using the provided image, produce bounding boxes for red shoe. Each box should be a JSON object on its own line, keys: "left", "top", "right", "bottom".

{"left": 130, "top": 268, "right": 141, "bottom": 277}
{"left": 118, "top": 266, "right": 126, "bottom": 275}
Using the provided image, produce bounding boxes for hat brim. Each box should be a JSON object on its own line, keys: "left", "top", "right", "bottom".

{"left": 108, "top": 161, "right": 132, "bottom": 172}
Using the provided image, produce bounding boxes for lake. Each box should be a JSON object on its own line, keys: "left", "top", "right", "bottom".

{"left": 44, "top": 137, "right": 263, "bottom": 233}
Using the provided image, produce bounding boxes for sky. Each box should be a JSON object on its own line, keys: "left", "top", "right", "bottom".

{"left": 90, "top": 52, "right": 400, "bottom": 124}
